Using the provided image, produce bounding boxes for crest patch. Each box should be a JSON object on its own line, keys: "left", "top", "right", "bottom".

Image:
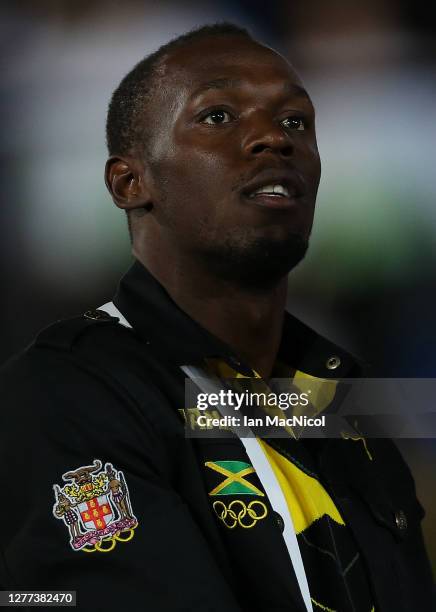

{"left": 53, "top": 459, "right": 137, "bottom": 553}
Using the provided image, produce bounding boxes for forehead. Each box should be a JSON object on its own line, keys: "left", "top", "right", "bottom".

{"left": 158, "top": 36, "right": 305, "bottom": 97}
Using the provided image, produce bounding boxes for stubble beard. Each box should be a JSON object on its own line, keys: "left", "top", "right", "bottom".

{"left": 153, "top": 183, "right": 311, "bottom": 292}
{"left": 196, "top": 230, "right": 309, "bottom": 293}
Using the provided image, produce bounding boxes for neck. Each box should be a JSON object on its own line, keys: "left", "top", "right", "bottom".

{"left": 135, "top": 248, "right": 288, "bottom": 379}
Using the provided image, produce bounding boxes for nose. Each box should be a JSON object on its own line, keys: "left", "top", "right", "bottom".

{"left": 242, "top": 114, "right": 293, "bottom": 159}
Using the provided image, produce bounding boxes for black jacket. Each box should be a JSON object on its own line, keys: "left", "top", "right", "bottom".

{"left": 0, "top": 261, "right": 433, "bottom": 611}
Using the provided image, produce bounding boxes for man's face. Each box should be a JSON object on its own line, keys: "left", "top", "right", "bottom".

{"left": 142, "top": 35, "right": 321, "bottom": 287}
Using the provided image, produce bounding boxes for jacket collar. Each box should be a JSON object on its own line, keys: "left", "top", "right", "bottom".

{"left": 114, "top": 259, "right": 362, "bottom": 379}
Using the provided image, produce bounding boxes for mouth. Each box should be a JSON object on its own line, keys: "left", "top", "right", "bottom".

{"left": 241, "top": 170, "right": 304, "bottom": 211}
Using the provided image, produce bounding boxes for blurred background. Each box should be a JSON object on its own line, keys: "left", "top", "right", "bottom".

{"left": 1, "top": 0, "right": 435, "bottom": 574}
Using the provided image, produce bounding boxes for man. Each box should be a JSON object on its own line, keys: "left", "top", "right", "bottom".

{"left": 0, "top": 23, "right": 433, "bottom": 611}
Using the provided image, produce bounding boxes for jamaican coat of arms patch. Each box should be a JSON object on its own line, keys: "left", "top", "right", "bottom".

{"left": 52, "top": 459, "right": 137, "bottom": 553}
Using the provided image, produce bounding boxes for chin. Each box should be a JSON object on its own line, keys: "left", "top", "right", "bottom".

{"left": 202, "top": 232, "right": 309, "bottom": 290}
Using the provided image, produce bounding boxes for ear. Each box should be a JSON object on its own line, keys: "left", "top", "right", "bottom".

{"left": 104, "top": 156, "right": 154, "bottom": 212}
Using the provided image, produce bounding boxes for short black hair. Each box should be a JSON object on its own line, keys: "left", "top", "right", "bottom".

{"left": 106, "top": 23, "right": 253, "bottom": 158}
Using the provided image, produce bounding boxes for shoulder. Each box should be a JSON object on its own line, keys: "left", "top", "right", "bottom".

{"left": 2, "top": 308, "right": 153, "bottom": 387}
{"left": 1, "top": 311, "right": 128, "bottom": 403}
{"left": 0, "top": 313, "right": 183, "bottom": 505}
{"left": 0, "top": 310, "right": 181, "bottom": 439}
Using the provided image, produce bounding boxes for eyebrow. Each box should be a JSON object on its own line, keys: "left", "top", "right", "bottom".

{"left": 282, "top": 82, "right": 312, "bottom": 103}
{"left": 191, "top": 78, "right": 312, "bottom": 104}
{"left": 192, "top": 78, "right": 243, "bottom": 97}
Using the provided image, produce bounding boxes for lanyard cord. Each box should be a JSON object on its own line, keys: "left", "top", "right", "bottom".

{"left": 181, "top": 364, "right": 313, "bottom": 612}
{"left": 100, "top": 302, "right": 312, "bottom": 612}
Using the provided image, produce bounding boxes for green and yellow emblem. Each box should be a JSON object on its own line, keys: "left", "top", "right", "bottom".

{"left": 205, "top": 460, "right": 264, "bottom": 496}
{"left": 205, "top": 460, "right": 267, "bottom": 529}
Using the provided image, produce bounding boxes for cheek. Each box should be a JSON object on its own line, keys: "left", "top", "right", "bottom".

{"left": 308, "top": 141, "right": 322, "bottom": 181}
{"left": 151, "top": 151, "right": 228, "bottom": 238}
{"left": 157, "top": 144, "right": 232, "bottom": 204}
{"left": 312, "top": 153, "right": 322, "bottom": 189}
{"left": 297, "top": 143, "right": 321, "bottom": 195}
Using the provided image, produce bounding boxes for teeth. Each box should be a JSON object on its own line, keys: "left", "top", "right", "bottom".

{"left": 273, "top": 184, "right": 289, "bottom": 196}
{"left": 252, "top": 183, "right": 290, "bottom": 197}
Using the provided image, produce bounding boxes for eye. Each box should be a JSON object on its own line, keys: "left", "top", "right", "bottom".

{"left": 280, "top": 116, "right": 305, "bottom": 131}
{"left": 201, "top": 109, "right": 233, "bottom": 125}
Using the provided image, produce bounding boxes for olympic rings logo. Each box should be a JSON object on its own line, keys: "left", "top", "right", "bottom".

{"left": 212, "top": 499, "right": 268, "bottom": 529}
{"left": 81, "top": 526, "right": 136, "bottom": 553}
